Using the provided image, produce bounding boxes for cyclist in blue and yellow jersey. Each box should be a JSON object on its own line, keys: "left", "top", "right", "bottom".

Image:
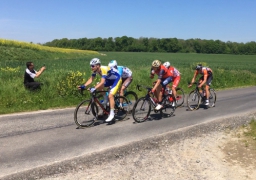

{"left": 78, "top": 58, "right": 122, "bottom": 122}
{"left": 188, "top": 64, "right": 213, "bottom": 105}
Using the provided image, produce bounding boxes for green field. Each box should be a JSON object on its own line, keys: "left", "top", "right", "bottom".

{"left": 1, "top": 50, "right": 256, "bottom": 114}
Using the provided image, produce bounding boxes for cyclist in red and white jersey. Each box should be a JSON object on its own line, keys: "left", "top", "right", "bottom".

{"left": 188, "top": 64, "right": 213, "bottom": 105}
{"left": 150, "top": 60, "right": 173, "bottom": 110}
{"left": 163, "top": 61, "right": 181, "bottom": 106}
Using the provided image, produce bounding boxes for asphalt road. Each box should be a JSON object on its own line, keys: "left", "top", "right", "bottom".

{"left": 0, "top": 86, "right": 256, "bottom": 178}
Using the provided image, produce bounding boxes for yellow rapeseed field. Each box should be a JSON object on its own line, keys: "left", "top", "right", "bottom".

{"left": 0, "top": 39, "right": 98, "bottom": 54}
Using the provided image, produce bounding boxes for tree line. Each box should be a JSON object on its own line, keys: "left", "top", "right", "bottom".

{"left": 43, "top": 36, "right": 256, "bottom": 55}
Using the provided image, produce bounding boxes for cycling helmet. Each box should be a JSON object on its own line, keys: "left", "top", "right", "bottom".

{"left": 152, "top": 60, "right": 161, "bottom": 68}
{"left": 108, "top": 60, "right": 117, "bottom": 69}
{"left": 195, "top": 64, "right": 202, "bottom": 70}
{"left": 90, "top": 58, "right": 101, "bottom": 65}
{"left": 163, "top": 62, "right": 170, "bottom": 68}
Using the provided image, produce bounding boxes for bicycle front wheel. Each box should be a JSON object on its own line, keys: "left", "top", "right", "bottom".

{"left": 208, "top": 88, "right": 216, "bottom": 108}
{"left": 176, "top": 87, "right": 185, "bottom": 108}
{"left": 132, "top": 97, "right": 151, "bottom": 123}
{"left": 187, "top": 90, "right": 201, "bottom": 111}
{"left": 74, "top": 100, "right": 96, "bottom": 128}
{"left": 114, "top": 96, "right": 130, "bottom": 121}
{"left": 124, "top": 91, "right": 138, "bottom": 108}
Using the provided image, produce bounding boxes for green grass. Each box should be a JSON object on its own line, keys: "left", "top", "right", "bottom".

{"left": 1, "top": 51, "right": 256, "bottom": 114}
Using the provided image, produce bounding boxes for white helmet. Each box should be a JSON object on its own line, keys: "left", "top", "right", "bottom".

{"left": 108, "top": 60, "right": 117, "bottom": 69}
{"left": 163, "top": 62, "right": 170, "bottom": 68}
{"left": 90, "top": 58, "right": 101, "bottom": 65}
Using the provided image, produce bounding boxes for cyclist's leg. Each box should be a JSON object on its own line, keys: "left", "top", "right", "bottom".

{"left": 155, "top": 77, "right": 172, "bottom": 110}
{"left": 105, "top": 79, "right": 122, "bottom": 122}
{"left": 120, "top": 77, "right": 133, "bottom": 104}
{"left": 205, "top": 75, "right": 213, "bottom": 102}
{"left": 172, "top": 76, "right": 180, "bottom": 100}
{"left": 198, "top": 76, "right": 204, "bottom": 94}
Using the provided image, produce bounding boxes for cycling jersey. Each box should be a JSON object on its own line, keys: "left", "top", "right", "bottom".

{"left": 151, "top": 65, "right": 172, "bottom": 79}
{"left": 196, "top": 67, "right": 213, "bottom": 76}
{"left": 92, "top": 66, "right": 120, "bottom": 80}
{"left": 167, "top": 66, "right": 180, "bottom": 78}
{"left": 92, "top": 66, "right": 122, "bottom": 95}
{"left": 119, "top": 66, "right": 132, "bottom": 78}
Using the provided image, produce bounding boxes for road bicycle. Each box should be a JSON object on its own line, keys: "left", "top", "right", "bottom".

{"left": 74, "top": 89, "right": 130, "bottom": 128}
{"left": 172, "top": 87, "right": 185, "bottom": 108}
{"left": 152, "top": 81, "right": 185, "bottom": 108}
{"left": 132, "top": 85, "right": 176, "bottom": 123}
{"left": 187, "top": 82, "right": 216, "bottom": 111}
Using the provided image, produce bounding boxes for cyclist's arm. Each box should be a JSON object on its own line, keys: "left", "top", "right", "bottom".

{"left": 84, "top": 76, "right": 95, "bottom": 87}
{"left": 152, "top": 79, "right": 161, "bottom": 92}
{"left": 188, "top": 70, "right": 198, "bottom": 87}
{"left": 198, "top": 70, "right": 208, "bottom": 87}
{"left": 150, "top": 68, "right": 155, "bottom": 79}
{"left": 95, "top": 77, "right": 105, "bottom": 90}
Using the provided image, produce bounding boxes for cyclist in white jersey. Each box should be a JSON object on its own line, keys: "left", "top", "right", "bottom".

{"left": 118, "top": 66, "right": 133, "bottom": 98}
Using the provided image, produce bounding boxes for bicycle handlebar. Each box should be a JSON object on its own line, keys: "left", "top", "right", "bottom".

{"left": 78, "top": 89, "right": 108, "bottom": 96}
{"left": 136, "top": 85, "right": 152, "bottom": 92}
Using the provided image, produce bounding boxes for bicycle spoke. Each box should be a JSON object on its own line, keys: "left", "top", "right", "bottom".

{"left": 132, "top": 97, "right": 151, "bottom": 123}
{"left": 187, "top": 91, "right": 200, "bottom": 111}
{"left": 74, "top": 100, "right": 96, "bottom": 128}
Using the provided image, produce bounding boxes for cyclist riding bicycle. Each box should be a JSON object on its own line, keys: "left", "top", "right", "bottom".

{"left": 119, "top": 66, "right": 133, "bottom": 98}
{"left": 188, "top": 64, "right": 213, "bottom": 106}
{"left": 78, "top": 58, "right": 122, "bottom": 122}
{"left": 163, "top": 61, "right": 181, "bottom": 106}
{"left": 150, "top": 60, "right": 173, "bottom": 110}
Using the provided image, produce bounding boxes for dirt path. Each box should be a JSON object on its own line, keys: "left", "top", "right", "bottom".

{"left": 42, "top": 128, "right": 256, "bottom": 180}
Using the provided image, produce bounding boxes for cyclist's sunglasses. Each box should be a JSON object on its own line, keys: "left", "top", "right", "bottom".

{"left": 91, "top": 65, "right": 96, "bottom": 68}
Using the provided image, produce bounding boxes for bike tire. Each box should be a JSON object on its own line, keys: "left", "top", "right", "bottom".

{"left": 132, "top": 97, "right": 151, "bottom": 123}
{"left": 187, "top": 90, "right": 201, "bottom": 111}
{"left": 208, "top": 88, "right": 216, "bottom": 108}
{"left": 74, "top": 100, "right": 96, "bottom": 128}
{"left": 114, "top": 96, "right": 130, "bottom": 121}
{"left": 124, "top": 91, "right": 138, "bottom": 107}
{"left": 161, "top": 94, "right": 175, "bottom": 118}
{"left": 176, "top": 87, "right": 185, "bottom": 108}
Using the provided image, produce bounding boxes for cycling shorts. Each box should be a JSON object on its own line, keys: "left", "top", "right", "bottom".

{"left": 104, "top": 78, "right": 122, "bottom": 95}
{"left": 200, "top": 75, "right": 213, "bottom": 86}
{"left": 122, "top": 76, "right": 133, "bottom": 88}
{"left": 161, "top": 76, "right": 172, "bottom": 89}
{"left": 172, "top": 76, "right": 180, "bottom": 88}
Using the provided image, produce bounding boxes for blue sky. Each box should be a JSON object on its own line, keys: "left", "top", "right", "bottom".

{"left": 0, "top": 0, "right": 255, "bottom": 44}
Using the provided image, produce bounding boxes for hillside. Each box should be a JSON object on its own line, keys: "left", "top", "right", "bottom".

{"left": 0, "top": 39, "right": 98, "bottom": 61}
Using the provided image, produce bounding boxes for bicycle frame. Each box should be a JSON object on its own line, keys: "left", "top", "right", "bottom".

{"left": 82, "top": 90, "right": 110, "bottom": 116}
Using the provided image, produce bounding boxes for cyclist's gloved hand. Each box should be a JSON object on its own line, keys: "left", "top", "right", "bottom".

{"left": 79, "top": 85, "right": 86, "bottom": 90}
{"left": 89, "top": 87, "right": 96, "bottom": 93}
{"left": 151, "top": 89, "right": 155, "bottom": 93}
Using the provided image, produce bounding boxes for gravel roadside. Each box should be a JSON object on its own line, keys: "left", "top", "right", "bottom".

{"left": 41, "top": 129, "right": 256, "bottom": 180}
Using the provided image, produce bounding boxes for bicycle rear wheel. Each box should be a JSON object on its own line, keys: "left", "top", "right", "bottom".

{"left": 208, "top": 88, "right": 216, "bottom": 108}
{"left": 124, "top": 91, "right": 138, "bottom": 108}
{"left": 74, "top": 100, "right": 96, "bottom": 128}
{"left": 132, "top": 97, "right": 151, "bottom": 123}
{"left": 176, "top": 87, "right": 185, "bottom": 107}
{"left": 161, "top": 95, "right": 175, "bottom": 117}
{"left": 187, "top": 90, "right": 201, "bottom": 111}
{"left": 114, "top": 96, "right": 130, "bottom": 121}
